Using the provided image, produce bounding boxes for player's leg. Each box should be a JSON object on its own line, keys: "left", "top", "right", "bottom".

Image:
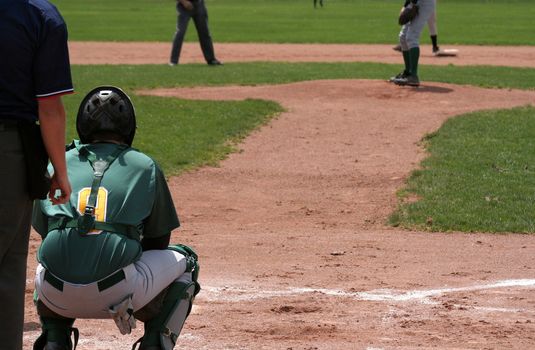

{"left": 34, "top": 251, "right": 187, "bottom": 316}
{"left": 400, "top": 0, "right": 436, "bottom": 86}
{"left": 33, "top": 248, "right": 190, "bottom": 349}
{"left": 390, "top": 24, "right": 411, "bottom": 82}
{"left": 0, "top": 126, "right": 32, "bottom": 350}
{"left": 130, "top": 249, "right": 189, "bottom": 311}
{"left": 33, "top": 301, "right": 77, "bottom": 350}
{"left": 399, "top": 25, "right": 411, "bottom": 74}
{"left": 132, "top": 245, "right": 200, "bottom": 350}
{"left": 192, "top": 2, "right": 218, "bottom": 64}
{"left": 170, "top": 4, "right": 191, "bottom": 65}
{"left": 133, "top": 272, "right": 198, "bottom": 350}
{"left": 427, "top": 8, "right": 439, "bottom": 53}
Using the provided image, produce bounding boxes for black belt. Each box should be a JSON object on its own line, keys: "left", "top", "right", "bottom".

{"left": 44, "top": 269, "right": 126, "bottom": 292}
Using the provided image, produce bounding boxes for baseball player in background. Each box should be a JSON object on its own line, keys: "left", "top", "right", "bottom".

{"left": 393, "top": 5, "right": 440, "bottom": 55}
{"left": 32, "top": 86, "right": 200, "bottom": 350}
{"left": 314, "top": 0, "right": 324, "bottom": 8}
{"left": 390, "top": 0, "right": 437, "bottom": 86}
{"left": 169, "top": 0, "right": 222, "bottom": 66}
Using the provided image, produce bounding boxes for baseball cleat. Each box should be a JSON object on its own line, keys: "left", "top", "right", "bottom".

{"left": 393, "top": 75, "right": 420, "bottom": 87}
{"left": 207, "top": 59, "right": 223, "bottom": 65}
{"left": 388, "top": 72, "right": 407, "bottom": 83}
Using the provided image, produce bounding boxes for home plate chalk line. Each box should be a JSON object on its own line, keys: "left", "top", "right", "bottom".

{"left": 199, "top": 279, "right": 535, "bottom": 305}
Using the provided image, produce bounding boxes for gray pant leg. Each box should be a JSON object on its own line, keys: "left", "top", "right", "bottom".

{"left": 406, "top": 0, "right": 436, "bottom": 48}
{"left": 170, "top": 4, "right": 192, "bottom": 64}
{"left": 398, "top": 24, "right": 409, "bottom": 51}
{"left": 427, "top": 9, "right": 437, "bottom": 36}
{"left": 192, "top": 0, "right": 216, "bottom": 63}
{"left": 0, "top": 127, "right": 32, "bottom": 350}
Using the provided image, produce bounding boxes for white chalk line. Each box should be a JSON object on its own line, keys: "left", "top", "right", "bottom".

{"left": 22, "top": 280, "right": 534, "bottom": 348}
{"left": 199, "top": 279, "right": 535, "bottom": 309}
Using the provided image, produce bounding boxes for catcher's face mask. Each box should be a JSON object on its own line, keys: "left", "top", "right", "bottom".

{"left": 76, "top": 86, "right": 137, "bottom": 146}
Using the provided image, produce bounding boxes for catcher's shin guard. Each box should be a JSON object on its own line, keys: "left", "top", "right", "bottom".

{"left": 132, "top": 273, "right": 197, "bottom": 350}
{"left": 132, "top": 244, "right": 200, "bottom": 350}
{"left": 161, "top": 273, "right": 197, "bottom": 349}
{"left": 33, "top": 317, "right": 78, "bottom": 350}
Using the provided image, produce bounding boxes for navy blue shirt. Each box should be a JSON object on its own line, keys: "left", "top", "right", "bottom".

{"left": 0, "top": 0, "right": 73, "bottom": 122}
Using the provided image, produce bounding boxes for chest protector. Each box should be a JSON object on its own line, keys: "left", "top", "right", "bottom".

{"left": 48, "top": 143, "right": 140, "bottom": 240}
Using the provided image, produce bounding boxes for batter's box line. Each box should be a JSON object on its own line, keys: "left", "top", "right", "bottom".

{"left": 199, "top": 279, "right": 535, "bottom": 306}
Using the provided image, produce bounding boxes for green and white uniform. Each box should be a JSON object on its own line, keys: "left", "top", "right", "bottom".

{"left": 399, "top": 0, "right": 436, "bottom": 50}
{"left": 33, "top": 141, "right": 186, "bottom": 319}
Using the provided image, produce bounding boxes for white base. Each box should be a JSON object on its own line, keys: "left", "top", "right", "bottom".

{"left": 434, "top": 49, "right": 459, "bottom": 57}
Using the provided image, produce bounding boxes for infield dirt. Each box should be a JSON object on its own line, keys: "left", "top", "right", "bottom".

{"left": 23, "top": 44, "right": 535, "bottom": 350}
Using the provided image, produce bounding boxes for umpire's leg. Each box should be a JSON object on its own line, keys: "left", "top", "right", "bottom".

{"left": 0, "top": 125, "right": 32, "bottom": 350}
{"left": 192, "top": 0, "right": 216, "bottom": 63}
{"left": 170, "top": 5, "right": 192, "bottom": 64}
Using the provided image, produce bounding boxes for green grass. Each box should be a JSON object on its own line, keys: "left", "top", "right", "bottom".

{"left": 389, "top": 106, "right": 535, "bottom": 233}
{"left": 53, "top": 0, "right": 535, "bottom": 233}
{"left": 64, "top": 66, "right": 284, "bottom": 175}
{"left": 69, "top": 62, "right": 535, "bottom": 93}
{"left": 131, "top": 97, "right": 282, "bottom": 175}
{"left": 64, "top": 62, "right": 535, "bottom": 178}
{"left": 54, "top": 0, "right": 535, "bottom": 45}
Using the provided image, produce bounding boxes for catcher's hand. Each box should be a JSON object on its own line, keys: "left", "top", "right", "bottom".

{"left": 109, "top": 297, "right": 136, "bottom": 335}
{"left": 398, "top": 4, "right": 419, "bottom": 25}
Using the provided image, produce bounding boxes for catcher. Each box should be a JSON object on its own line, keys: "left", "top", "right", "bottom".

{"left": 32, "top": 86, "right": 200, "bottom": 350}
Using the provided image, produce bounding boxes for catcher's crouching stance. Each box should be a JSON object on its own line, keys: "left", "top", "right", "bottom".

{"left": 32, "top": 86, "right": 200, "bottom": 350}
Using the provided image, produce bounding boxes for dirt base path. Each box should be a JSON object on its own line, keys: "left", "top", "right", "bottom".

{"left": 23, "top": 45, "right": 535, "bottom": 350}
{"left": 69, "top": 42, "right": 535, "bottom": 68}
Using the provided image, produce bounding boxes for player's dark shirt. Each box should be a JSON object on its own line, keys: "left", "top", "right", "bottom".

{"left": 0, "top": 0, "right": 73, "bottom": 122}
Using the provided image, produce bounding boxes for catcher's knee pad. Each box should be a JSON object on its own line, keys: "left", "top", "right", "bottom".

{"left": 167, "top": 244, "right": 201, "bottom": 295}
{"left": 135, "top": 273, "right": 197, "bottom": 350}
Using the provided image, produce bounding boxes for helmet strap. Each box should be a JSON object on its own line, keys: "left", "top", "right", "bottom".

{"left": 75, "top": 144, "right": 128, "bottom": 234}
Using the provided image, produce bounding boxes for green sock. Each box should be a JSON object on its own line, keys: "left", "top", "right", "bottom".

{"left": 409, "top": 46, "right": 420, "bottom": 77}
{"left": 402, "top": 50, "right": 410, "bottom": 75}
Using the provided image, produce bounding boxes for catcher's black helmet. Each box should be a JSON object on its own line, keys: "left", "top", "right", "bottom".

{"left": 76, "top": 86, "right": 136, "bottom": 146}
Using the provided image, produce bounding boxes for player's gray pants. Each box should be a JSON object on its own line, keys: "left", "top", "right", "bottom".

{"left": 0, "top": 124, "right": 32, "bottom": 350}
{"left": 170, "top": 0, "right": 216, "bottom": 64}
{"left": 399, "top": 0, "right": 436, "bottom": 50}
{"left": 427, "top": 8, "right": 437, "bottom": 36}
{"left": 35, "top": 250, "right": 188, "bottom": 319}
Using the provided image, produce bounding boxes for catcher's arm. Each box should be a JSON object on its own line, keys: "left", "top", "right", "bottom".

{"left": 141, "top": 233, "right": 171, "bottom": 251}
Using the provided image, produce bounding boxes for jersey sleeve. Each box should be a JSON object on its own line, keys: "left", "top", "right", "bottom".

{"left": 33, "top": 13, "right": 73, "bottom": 99}
{"left": 142, "top": 165, "right": 180, "bottom": 238}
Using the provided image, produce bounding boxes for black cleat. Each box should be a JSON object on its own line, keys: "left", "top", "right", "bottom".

{"left": 207, "top": 59, "right": 223, "bottom": 66}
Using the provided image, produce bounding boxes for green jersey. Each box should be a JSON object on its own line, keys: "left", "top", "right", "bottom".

{"left": 32, "top": 141, "right": 179, "bottom": 284}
